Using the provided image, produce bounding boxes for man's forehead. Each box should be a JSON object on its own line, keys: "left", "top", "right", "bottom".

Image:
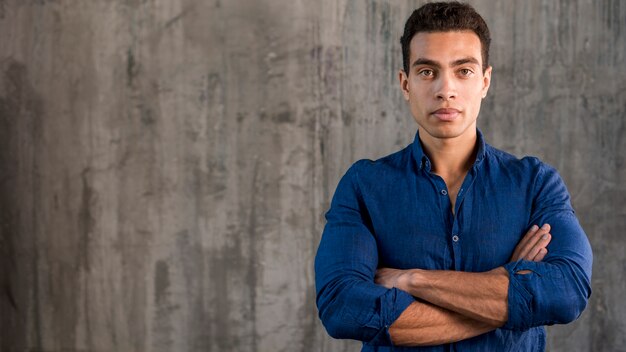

{"left": 409, "top": 31, "right": 483, "bottom": 66}
{"left": 410, "top": 30, "right": 481, "bottom": 43}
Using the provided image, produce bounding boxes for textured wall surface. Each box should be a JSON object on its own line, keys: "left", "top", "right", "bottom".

{"left": 0, "top": 0, "right": 624, "bottom": 351}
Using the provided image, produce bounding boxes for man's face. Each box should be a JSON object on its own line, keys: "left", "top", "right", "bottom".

{"left": 399, "top": 31, "right": 491, "bottom": 142}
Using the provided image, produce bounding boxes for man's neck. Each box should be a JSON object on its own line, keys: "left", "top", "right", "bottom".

{"left": 419, "top": 129, "right": 478, "bottom": 178}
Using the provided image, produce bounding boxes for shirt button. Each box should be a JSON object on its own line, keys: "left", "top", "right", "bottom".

{"left": 441, "top": 189, "right": 448, "bottom": 196}
{"left": 452, "top": 235, "right": 459, "bottom": 242}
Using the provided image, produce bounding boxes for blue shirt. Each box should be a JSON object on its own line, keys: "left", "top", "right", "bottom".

{"left": 315, "top": 130, "right": 592, "bottom": 351}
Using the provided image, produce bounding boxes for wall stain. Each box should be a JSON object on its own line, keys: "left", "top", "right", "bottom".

{"left": 154, "top": 260, "right": 170, "bottom": 306}
{"left": 78, "top": 168, "right": 95, "bottom": 349}
{"left": 126, "top": 48, "right": 138, "bottom": 88}
{"left": 273, "top": 103, "right": 294, "bottom": 124}
{"left": 0, "top": 65, "right": 20, "bottom": 351}
{"left": 208, "top": 248, "right": 232, "bottom": 351}
{"left": 139, "top": 103, "right": 156, "bottom": 126}
{"left": 0, "top": 59, "right": 44, "bottom": 350}
{"left": 78, "top": 168, "right": 95, "bottom": 272}
{"left": 341, "top": 109, "right": 353, "bottom": 127}
{"left": 176, "top": 230, "right": 210, "bottom": 350}
{"left": 164, "top": 6, "right": 192, "bottom": 29}
{"left": 208, "top": 219, "right": 246, "bottom": 350}
{"left": 152, "top": 260, "right": 176, "bottom": 351}
{"left": 246, "top": 158, "right": 261, "bottom": 352}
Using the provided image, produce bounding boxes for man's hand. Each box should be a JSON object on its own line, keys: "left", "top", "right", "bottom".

{"left": 375, "top": 268, "right": 410, "bottom": 290}
{"left": 510, "top": 224, "right": 552, "bottom": 262}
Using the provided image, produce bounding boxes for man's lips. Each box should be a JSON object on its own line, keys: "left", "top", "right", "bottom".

{"left": 431, "top": 108, "right": 461, "bottom": 121}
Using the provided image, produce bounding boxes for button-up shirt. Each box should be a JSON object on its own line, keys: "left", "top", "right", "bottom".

{"left": 315, "top": 129, "right": 592, "bottom": 351}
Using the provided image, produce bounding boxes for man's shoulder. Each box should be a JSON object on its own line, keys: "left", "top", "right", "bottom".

{"left": 349, "top": 144, "right": 413, "bottom": 177}
{"left": 484, "top": 143, "right": 549, "bottom": 173}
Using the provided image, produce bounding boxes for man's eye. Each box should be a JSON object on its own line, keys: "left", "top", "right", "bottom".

{"left": 418, "top": 69, "right": 434, "bottom": 77}
{"left": 459, "top": 68, "right": 474, "bottom": 76}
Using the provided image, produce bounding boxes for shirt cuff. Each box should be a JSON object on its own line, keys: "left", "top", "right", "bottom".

{"left": 366, "top": 288, "right": 416, "bottom": 346}
{"left": 502, "top": 260, "right": 540, "bottom": 330}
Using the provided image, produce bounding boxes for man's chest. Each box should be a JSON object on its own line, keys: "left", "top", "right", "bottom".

{"left": 365, "top": 178, "right": 532, "bottom": 272}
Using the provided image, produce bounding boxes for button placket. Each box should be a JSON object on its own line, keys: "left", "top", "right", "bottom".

{"left": 451, "top": 217, "right": 462, "bottom": 270}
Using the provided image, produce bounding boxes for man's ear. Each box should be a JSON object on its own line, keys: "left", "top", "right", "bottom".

{"left": 481, "top": 66, "right": 492, "bottom": 98}
{"left": 399, "top": 69, "right": 410, "bottom": 101}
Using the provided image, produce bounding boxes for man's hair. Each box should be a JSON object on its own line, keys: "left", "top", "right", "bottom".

{"left": 400, "top": 2, "right": 491, "bottom": 74}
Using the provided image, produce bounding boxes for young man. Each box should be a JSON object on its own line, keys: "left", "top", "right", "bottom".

{"left": 315, "top": 2, "right": 592, "bottom": 351}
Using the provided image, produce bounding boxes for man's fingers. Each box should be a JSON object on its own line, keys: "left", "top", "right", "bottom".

{"left": 516, "top": 225, "right": 539, "bottom": 249}
{"left": 532, "top": 247, "right": 548, "bottom": 262}
{"left": 511, "top": 224, "right": 551, "bottom": 262}
{"left": 518, "top": 227, "right": 550, "bottom": 260}
{"left": 513, "top": 224, "right": 544, "bottom": 260}
{"left": 511, "top": 225, "right": 539, "bottom": 260}
{"left": 524, "top": 233, "right": 551, "bottom": 261}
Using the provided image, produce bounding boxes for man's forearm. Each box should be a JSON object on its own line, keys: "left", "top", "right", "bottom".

{"left": 377, "top": 225, "right": 553, "bottom": 326}
{"left": 390, "top": 300, "right": 496, "bottom": 346}
{"left": 399, "top": 267, "right": 509, "bottom": 326}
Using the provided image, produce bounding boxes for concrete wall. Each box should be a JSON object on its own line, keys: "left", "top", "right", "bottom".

{"left": 0, "top": 0, "right": 624, "bottom": 351}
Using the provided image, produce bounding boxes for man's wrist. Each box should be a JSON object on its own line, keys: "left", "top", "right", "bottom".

{"left": 399, "top": 269, "right": 426, "bottom": 293}
{"left": 489, "top": 266, "right": 509, "bottom": 277}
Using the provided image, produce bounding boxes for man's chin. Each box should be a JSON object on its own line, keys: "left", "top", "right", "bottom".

{"left": 419, "top": 127, "right": 466, "bottom": 140}
{"left": 416, "top": 121, "right": 477, "bottom": 140}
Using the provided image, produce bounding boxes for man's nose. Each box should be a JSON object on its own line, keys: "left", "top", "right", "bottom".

{"left": 435, "top": 73, "right": 457, "bottom": 100}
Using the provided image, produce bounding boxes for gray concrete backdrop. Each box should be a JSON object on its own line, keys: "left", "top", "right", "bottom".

{"left": 0, "top": 0, "right": 624, "bottom": 351}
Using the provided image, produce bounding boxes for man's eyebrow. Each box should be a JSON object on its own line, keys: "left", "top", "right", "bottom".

{"left": 451, "top": 57, "right": 481, "bottom": 67}
{"left": 411, "top": 58, "right": 440, "bottom": 68}
{"left": 411, "top": 57, "right": 481, "bottom": 69}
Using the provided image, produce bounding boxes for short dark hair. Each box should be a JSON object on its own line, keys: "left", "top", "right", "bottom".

{"left": 400, "top": 2, "right": 491, "bottom": 74}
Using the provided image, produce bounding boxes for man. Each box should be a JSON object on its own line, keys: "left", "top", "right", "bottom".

{"left": 314, "top": 2, "right": 592, "bottom": 351}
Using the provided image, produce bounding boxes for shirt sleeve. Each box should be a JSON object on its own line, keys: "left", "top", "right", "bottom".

{"left": 502, "top": 162, "right": 593, "bottom": 330}
{"left": 314, "top": 161, "right": 415, "bottom": 345}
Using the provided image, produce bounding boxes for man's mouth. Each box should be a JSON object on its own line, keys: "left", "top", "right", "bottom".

{"left": 432, "top": 108, "right": 461, "bottom": 121}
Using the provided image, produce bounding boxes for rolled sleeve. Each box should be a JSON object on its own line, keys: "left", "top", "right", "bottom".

{"left": 502, "top": 163, "right": 593, "bottom": 330}
{"left": 315, "top": 161, "right": 415, "bottom": 345}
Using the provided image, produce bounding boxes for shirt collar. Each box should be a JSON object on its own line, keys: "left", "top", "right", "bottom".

{"left": 412, "top": 128, "right": 487, "bottom": 171}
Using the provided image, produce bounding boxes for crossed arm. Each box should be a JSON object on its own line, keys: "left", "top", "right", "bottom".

{"left": 316, "top": 163, "right": 592, "bottom": 347}
{"left": 373, "top": 224, "right": 553, "bottom": 346}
